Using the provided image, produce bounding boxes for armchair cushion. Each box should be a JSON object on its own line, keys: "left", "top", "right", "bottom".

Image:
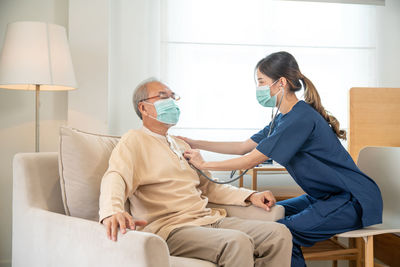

{"left": 58, "top": 127, "right": 119, "bottom": 221}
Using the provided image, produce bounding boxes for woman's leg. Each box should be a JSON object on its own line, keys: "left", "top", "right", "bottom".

{"left": 277, "top": 194, "right": 316, "bottom": 216}
{"left": 278, "top": 195, "right": 363, "bottom": 267}
{"left": 276, "top": 194, "right": 316, "bottom": 267}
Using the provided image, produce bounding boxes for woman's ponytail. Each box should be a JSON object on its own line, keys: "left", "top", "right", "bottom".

{"left": 302, "top": 75, "right": 347, "bottom": 140}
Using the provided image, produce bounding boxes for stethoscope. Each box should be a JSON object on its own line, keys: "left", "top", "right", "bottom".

{"left": 190, "top": 87, "right": 285, "bottom": 184}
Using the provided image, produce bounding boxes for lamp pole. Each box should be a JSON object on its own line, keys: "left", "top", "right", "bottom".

{"left": 35, "top": 84, "right": 40, "bottom": 152}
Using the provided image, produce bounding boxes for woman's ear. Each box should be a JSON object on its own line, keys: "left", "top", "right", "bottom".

{"left": 280, "top": 77, "right": 287, "bottom": 88}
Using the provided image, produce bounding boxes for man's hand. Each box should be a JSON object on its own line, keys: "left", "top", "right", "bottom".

{"left": 247, "top": 191, "right": 276, "bottom": 211}
{"left": 102, "top": 212, "right": 147, "bottom": 241}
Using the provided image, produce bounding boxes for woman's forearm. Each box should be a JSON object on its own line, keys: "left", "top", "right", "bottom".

{"left": 194, "top": 139, "right": 257, "bottom": 155}
{"left": 194, "top": 140, "right": 243, "bottom": 154}
{"left": 202, "top": 149, "right": 268, "bottom": 171}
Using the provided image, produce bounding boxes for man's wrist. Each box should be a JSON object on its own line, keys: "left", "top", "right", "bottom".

{"left": 245, "top": 192, "right": 257, "bottom": 202}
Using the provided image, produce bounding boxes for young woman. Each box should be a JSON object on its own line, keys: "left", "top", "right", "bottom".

{"left": 182, "top": 51, "right": 383, "bottom": 267}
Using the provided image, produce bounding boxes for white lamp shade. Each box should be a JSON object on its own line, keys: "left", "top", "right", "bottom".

{"left": 0, "top": 21, "right": 77, "bottom": 91}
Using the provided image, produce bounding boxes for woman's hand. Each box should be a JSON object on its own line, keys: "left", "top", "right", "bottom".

{"left": 184, "top": 149, "right": 206, "bottom": 169}
{"left": 176, "top": 136, "right": 197, "bottom": 149}
{"left": 247, "top": 191, "right": 276, "bottom": 211}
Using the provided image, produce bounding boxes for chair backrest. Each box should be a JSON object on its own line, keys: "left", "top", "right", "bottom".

{"left": 357, "top": 146, "right": 400, "bottom": 227}
{"left": 349, "top": 87, "right": 400, "bottom": 161}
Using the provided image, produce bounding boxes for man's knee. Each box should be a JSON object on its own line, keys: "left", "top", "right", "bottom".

{"left": 278, "top": 223, "right": 292, "bottom": 241}
{"left": 276, "top": 223, "right": 292, "bottom": 240}
{"left": 262, "top": 222, "right": 293, "bottom": 244}
{"left": 257, "top": 223, "right": 293, "bottom": 264}
{"left": 218, "top": 231, "right": 254, "bottom": 267}
{"left": 224, "top": 230, "right": 254, "bottom": 252}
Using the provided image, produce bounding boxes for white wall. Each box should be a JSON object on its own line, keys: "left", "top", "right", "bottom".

{"left": 376, "top": 0, "right": 400, "bottom": 87}
{"left": 68, "top": 0, "right": 109, "bottom": 133}
{"left": 0, "top": 0, "right": 69, "bottom": 266}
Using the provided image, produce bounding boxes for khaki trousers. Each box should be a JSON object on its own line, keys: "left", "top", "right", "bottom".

{"left": 166, "top": 217, "right": 292, "bottom": 267}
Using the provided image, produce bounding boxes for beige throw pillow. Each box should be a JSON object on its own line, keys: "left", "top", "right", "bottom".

{"left": 58, "top": 127, "right": 120, "bottom": 221}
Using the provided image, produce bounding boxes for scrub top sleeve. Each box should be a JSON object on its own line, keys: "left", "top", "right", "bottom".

{"left": 250, "top": 123, "right": 271, "bottom": 144}
{"left": 256, "top": 117, "right": 314, "bottom": 166}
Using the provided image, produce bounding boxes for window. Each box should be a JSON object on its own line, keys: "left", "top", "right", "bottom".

{"left": 161, "top": 0, "right": 377, "bottom": 156}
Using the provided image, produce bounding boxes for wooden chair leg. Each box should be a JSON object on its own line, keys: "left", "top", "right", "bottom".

{"left": 239, "top": 170, "right": 243, "bottom": 187}
{"left": 252, "top": 170, "right": 258, "bottom": 191}
{"left": 349, "top": 237, "right": 363, "bottom": 267}
{"left": 363, "top": 236, "right": 374, "bottom": 267}
{"left": 331, "top": 237, "right": 338, "bottom": 267}
{"left": 349, "top": 238, "right": 356, "bottom": 267}
{"left": 356, "top": 237, "right": 363, "bottom": 267}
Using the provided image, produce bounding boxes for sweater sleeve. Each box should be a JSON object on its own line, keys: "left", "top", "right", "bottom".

{"left": 197, "top": 170, "right": 255, "bottom": 206}
{"left": 99, "top": 134, "right": 139, "bottom": 222}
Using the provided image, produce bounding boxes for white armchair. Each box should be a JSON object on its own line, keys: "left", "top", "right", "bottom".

{"left": 13, "top": 152, "right": 284, "bottom": 267}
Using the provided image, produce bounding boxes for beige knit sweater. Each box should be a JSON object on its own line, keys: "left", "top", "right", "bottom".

{"left": 99, "top": 127, "right": 255, "bottom": 240}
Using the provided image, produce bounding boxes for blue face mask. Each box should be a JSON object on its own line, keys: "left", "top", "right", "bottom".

{"left": 147, "top": 98, "right": 180, "bottom": 125}
{"left": 256, "top": 80, "right": 279, "bottom": 107}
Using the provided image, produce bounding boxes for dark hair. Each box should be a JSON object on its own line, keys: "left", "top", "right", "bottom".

{"left": 256, "top": 51, "right": 346, "bottom": 140}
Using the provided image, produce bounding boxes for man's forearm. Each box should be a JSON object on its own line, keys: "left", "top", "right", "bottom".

{"left": 98, "top": 172, "right": 127, "bottom": 222}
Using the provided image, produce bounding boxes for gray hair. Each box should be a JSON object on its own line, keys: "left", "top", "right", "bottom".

{"left": 132, "top": 77, "right": 160, "bottom": 120}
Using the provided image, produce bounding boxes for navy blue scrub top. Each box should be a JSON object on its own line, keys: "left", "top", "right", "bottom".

{"left": 251, "top": 101, "right": 382, "bottom": 227}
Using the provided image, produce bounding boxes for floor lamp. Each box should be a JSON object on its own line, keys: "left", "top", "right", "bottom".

{"left": 0, "top": 21, "right": 77, "bottom": 152}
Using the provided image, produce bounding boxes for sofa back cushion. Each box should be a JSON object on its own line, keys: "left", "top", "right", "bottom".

{"left": 59, "top": 127, "right": 120, "bottom": 221}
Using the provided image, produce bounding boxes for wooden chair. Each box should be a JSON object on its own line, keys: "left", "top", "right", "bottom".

{"left": 302, "top": 87, "right": 400, "bottom": 267}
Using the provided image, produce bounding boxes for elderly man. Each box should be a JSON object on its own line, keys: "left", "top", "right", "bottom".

{"left": 99, "top": 78, "right": 292, "bottom": 267}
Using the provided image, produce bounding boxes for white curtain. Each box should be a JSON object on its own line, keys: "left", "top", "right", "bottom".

{"left": 109, "top": 0, "right": 161, "bottom": 135}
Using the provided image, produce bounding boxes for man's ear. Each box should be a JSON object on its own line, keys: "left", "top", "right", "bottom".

{"left": 138, "top": 102, "right": 147, "bottom": 117}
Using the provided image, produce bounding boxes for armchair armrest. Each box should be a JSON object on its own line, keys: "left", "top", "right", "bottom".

{"left": 207, "top": 203, "right": 284, "bottom": 221}
{"left": 13, "top": 208, "right": 171, "bottom": 267}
